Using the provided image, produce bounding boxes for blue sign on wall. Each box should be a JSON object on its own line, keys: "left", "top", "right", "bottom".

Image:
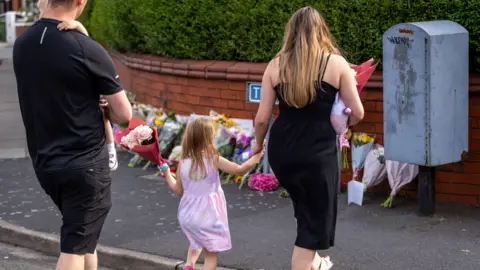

{"left": 246, "top": 82, "right": 262, "bottom": 103}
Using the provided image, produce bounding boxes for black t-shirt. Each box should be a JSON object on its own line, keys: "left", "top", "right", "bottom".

{"left": 13, "top": 18, "right": 123, "bottom": 172}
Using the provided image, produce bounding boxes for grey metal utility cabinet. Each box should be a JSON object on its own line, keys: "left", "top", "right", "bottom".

{"left": 383, "top": 20, "right": 469, "bottom": 215}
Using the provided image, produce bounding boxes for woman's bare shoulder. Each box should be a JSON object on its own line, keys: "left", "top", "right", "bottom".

{"left": 328, "top": 53, "right": 349, "bottom": 68}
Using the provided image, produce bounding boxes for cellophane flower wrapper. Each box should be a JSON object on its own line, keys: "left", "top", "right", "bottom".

{"left": 132, "top": 104, "right": 151, "bottom": 122}
{"left": 352, "top": 59, "right": 379, "bottom": 93}
{"left": 215, "top": 125, "right": 235, "bottom": 148}
{"left": 351, "top": 133, "right": 375, "bottom": 181}
{"left": 217, "top": 133, "right": 236, "bottom": 160}
{"left": 113, "top": 117, "right": 165, "bottom": 165}
{"left": 158, "top": 118, "right": 182, "bottom": 158}
{"left": 231, "top": 128, "right": 254, "bottom": 164}
{"left": 168, "top": 145, "right": 183, "bottom": 162}
{"left": 331, "top": 92, "right": 350, "bottom": 149}
{"left": 126, "top": 91, "right": 136, "bottom": 104}
{"left": 386, "top": 160, "right": 419, "bottom": 197}
{"left": 248, "top": 173, "right": 279, "bottom": 192}
{"left": 362, "top": 144, "right": 387, "bottom": 191}
{"left": 146, "top": 108, "right": 167, "bottom": 129}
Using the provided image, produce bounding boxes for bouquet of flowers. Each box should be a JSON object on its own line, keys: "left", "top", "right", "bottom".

{"left": 146, "top": 107, "right": 167, "bottom": 128}
{"left": 132, "top": 103, "right": 151, "bottom": 121}
{"left": 381, "top": 161, "right": 419, "bottom": 208}
{"left": 114, "top": 118, "right": 165, "bottom": 165}
{"left": 158, "top": 117, "right": 183, "bottom": 158}
{"left": 330, "top": 59, "right": 378, "bottom": 169}
{"left": 351, "top": 132, "right": 375, "bottom": 180}
{"left": 347, "top": 133, "right": 375, "bottom": 206}
{"left": 210, "top": 110, "right": 236, "bottom": 130}
{"left": 126, "top": 91, "right": 136, "bottom": 105}
{"left": 168, "top": 145, "right": 183, "bottom": 162}
{"left": 248, "top": 173, "right": 279, "bottom": 192}
{"left": 232, "top": 129, "right": 254, "bottom": 164}
{"left": 362, "top": 144, "right": 387, "bottom": 191}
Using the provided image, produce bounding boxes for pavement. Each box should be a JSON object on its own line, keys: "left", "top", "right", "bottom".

{"left": 0, "top": 242, "right": 113, "bottom": 270}
{"left": 1, "top": 154, "right": 480, "bottom": 270}
{"left": 0, "top": 46, "right": 29, "bottom": 159}
{"left": 1, "top": 45, "right": 480, "bottom": 270}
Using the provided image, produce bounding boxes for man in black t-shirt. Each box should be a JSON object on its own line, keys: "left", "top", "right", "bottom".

{"left": 13, "top": 0, "right": 132, "bottom": 269}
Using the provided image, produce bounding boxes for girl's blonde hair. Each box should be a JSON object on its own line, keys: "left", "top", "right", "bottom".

{"left": 277, "top": 6, "right": 338, "bottom": 108}
{"left": 181, "top": 117, "right": 218, "bottom": 180}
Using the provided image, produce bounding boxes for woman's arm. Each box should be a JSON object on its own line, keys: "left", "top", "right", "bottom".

{"left": 161, "top": 163, "right": 183, "bottom": 196}
{"left": 337, "top": 57, "right": 364, "bottom": 126}
{"left": 253, "top": 60, "right": 277, "bottom": 153}
{"left": 216, "top": 153, "right": 263, "bottom": 176}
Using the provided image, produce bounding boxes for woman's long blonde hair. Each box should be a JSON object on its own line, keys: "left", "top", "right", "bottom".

{"left": 181, "top": 118, "right": 218, "bottom": 180}
{"left": 277, "top": 6, "right": 338, "bottom": 108}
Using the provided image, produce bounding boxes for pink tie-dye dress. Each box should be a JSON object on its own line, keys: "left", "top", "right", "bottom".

{"left": 178, "top": 158, "right": 232, "bottom": 252}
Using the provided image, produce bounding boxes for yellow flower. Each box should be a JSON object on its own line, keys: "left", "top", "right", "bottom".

{"left": 346, "top": 129, "right": 352, "bottom": 140}
{"left": 154, "top": 118, "right": 164, "bottom": 127}
{"left": 235, "top": 176, "right": 242, "bottom": 184}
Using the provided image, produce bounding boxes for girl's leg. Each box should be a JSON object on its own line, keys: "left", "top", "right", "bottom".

{"left": 203, "top": 250, "right": 218, "bottom": 270}
{"left": 103, "top": 112, "right": 118, "bottom": 171}
{"left": 184, "top": 245, "right": 202, "bottom": 269}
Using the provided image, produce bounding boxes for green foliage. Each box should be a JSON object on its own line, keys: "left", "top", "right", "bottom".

{"left": 84, "top": 0, "right": 480, "bottom": 70}
{"left": 78, "top": 0, "right": 95, "bottom": 30}
{"left": 0, "top": 22, "right": 5, "bottom": 42}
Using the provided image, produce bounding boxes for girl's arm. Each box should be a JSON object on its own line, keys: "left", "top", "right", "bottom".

{"left": 57, "top": 21, "right": 89, "bottom": 36}
{"left": 160, "top": 163, "right": 183, "bottom": 196}
{"left": 216, "top": 153, "right": 263, "bottom": 176}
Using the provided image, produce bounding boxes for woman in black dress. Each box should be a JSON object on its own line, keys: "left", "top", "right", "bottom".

{"left": 252, "top": 7, "right": 364, "bottom": 270}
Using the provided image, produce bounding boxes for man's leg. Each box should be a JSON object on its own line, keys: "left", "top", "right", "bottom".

{"left": 56, "top": 254, "right": 85, "bottom": 270}
{"left": 85, "top": 251, "right": 98, "bottom": 270}
{"left": 59, "top": 159, "right": 112, "bottom": 270}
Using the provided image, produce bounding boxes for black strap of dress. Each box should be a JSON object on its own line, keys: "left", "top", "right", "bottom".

{"left": 318, "top": 54, "right": 331, "bottom": 82}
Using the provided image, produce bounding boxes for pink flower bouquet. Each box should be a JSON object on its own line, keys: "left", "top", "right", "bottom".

{"left": 330, "top": 59, "right": 379, "bottom": 151}
{"left": 248, "top": 173, "right": 279, "bottom": 192}
{"left": 114, "top": 118, "right": 165, "bottom": 165}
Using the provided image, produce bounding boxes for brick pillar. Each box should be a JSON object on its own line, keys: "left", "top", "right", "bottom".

{"left": 13, "top": 0, "right": 22, "bottom": 10}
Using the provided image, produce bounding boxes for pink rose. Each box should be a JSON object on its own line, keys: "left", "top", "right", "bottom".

{"left": 132, "top": 125, "right": 153, "bottom": 143}
{"left": 121, "top": 133, "right": 139, "bottom": 149}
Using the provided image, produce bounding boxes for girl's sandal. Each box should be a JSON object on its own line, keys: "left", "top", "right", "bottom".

{"left": 319, "top": 256, "right": 333, "bottom": 270}
{"left": 182, "top": 267, "right": 194, "bottom": 270}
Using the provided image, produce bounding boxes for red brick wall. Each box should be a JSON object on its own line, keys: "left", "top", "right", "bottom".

{"left": 15, "top": 26, "right": 29, "bottom": 38}
{"left": 111, "top": 52, "right": 480, "bottom": 206}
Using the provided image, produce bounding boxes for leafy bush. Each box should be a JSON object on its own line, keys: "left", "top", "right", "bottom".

{"left": 86, "top": 0, "right": 480, "bottom": 70}
{"left": 78, "top": 0, "right": 95, "bottom": 30}
{"left": 0, "top": 22, "right": 5, "bottom": 42}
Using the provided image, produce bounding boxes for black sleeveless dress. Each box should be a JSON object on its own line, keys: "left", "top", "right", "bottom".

{"left": 268, "top": 55, "right": 338, "bottom": 250}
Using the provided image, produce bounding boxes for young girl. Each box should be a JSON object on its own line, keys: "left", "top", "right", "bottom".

{"left": 37, "top": 0, "right": 119, "bottom": 170}
{"left": 159, "top": 118, "right": 264, "bottom": 270}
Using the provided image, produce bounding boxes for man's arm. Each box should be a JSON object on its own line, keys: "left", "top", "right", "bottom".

{"left": 101, "top": 92, "right": 132, "bottom": 124}
{"left": 83, "top": 40, "right": 132, "bottom": 123}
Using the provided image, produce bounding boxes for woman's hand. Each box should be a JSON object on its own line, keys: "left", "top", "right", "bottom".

{"left": 250, "top": 149, "right": 265, "bottom": 164}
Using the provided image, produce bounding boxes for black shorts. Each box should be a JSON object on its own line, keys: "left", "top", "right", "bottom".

{"left": 36, "top": 158, "right": 112, "bottom": 254}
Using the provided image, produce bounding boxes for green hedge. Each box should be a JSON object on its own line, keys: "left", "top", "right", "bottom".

{"left": 85, "top": 0, "right": 480, "bottom": 70}
{"left": 0, "top": 22, "right": 5, "bottom": 42}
